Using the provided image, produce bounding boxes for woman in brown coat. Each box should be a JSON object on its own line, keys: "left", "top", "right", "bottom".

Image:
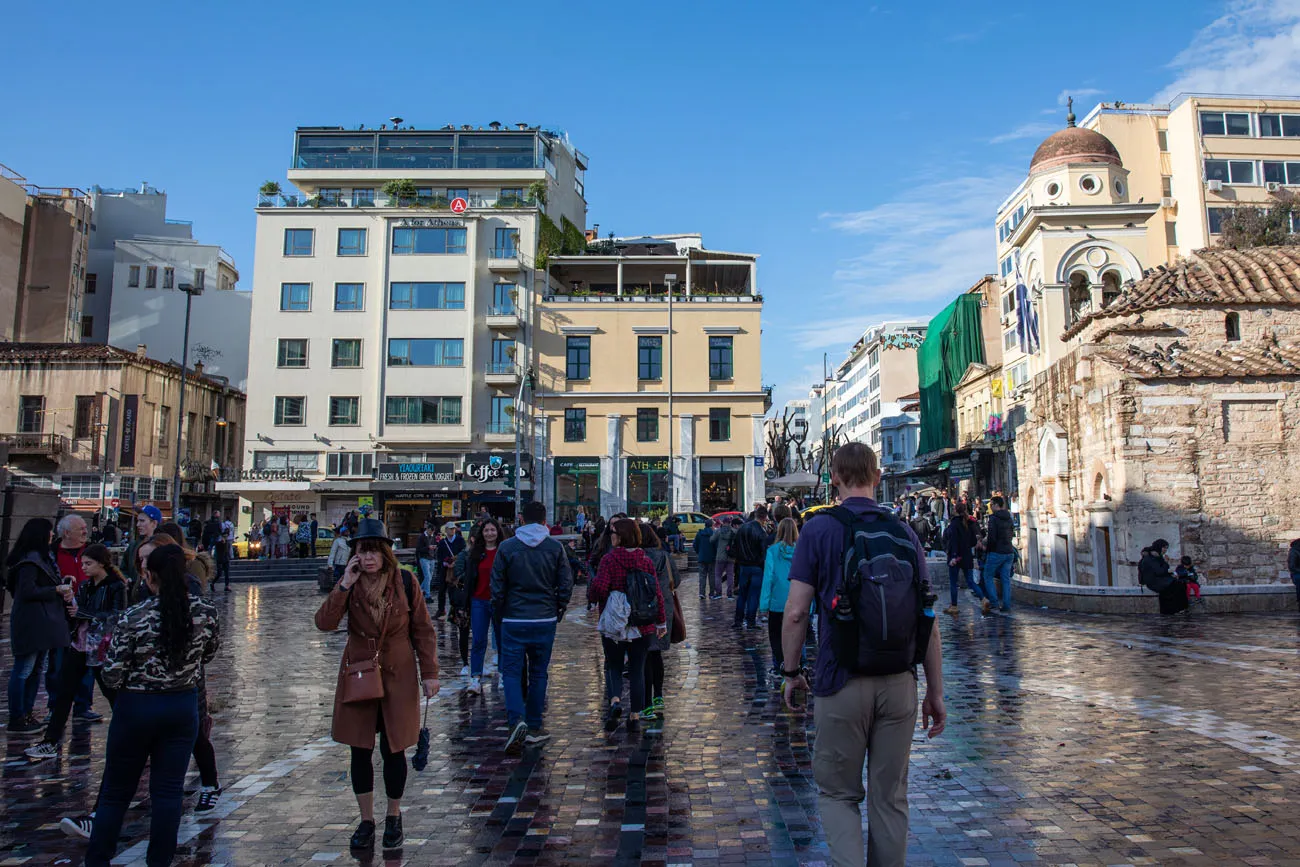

{"left": 315, "top": 519, "right": 439, "bottom": 852}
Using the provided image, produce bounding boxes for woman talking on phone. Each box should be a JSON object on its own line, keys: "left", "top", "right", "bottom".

{"left": 315, "top": 517, "right": 440, "bottom": 853}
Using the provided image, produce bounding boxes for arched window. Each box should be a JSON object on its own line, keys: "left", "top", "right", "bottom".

{"left": 1225, "top": 312, "right": 1241, "bottom": 341}
{"left": 1092, "top": 472, "right": 1108, "bottom": 502}
{"left": 1101, "top": 271, "right": 1123, "bottom": 308}
{"left": 1068, "top": 272, "right": 1092, "bottom": 325}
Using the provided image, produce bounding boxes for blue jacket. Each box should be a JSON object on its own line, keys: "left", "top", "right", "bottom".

{"left": 759, "top": 542, "right": 796, "bottom": 613}
{"left": 693, "top": 525, "right": 716, "bottom": 563}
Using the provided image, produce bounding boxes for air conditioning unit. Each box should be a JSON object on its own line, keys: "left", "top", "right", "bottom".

{"left": 1207, "top": 179, "right": 1224, "bottom": 192}
{"left": 1266, "top": 181, "right": 1282, "bottom": 193}
{"left": 1160, "top": 196, "right": 1177, "bottom": 209}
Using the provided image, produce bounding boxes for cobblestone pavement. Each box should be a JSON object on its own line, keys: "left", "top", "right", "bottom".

{"left": 4, "top": 575, "right": 1300, "bottom": 866}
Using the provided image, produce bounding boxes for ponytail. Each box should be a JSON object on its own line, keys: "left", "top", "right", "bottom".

{"left": 146, "top": 545, "right": 193, "bottom": 667}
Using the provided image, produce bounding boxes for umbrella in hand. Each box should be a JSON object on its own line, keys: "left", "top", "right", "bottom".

{"left": 411, "top": 698, "right": 431, "bottom": 771}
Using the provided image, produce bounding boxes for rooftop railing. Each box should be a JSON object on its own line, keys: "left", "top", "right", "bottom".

{"left": 256, "top": 192, "right": 540, "bottom": 210}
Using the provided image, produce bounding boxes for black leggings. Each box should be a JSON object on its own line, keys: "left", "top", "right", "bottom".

{"left": 349, "top": 717, "right": 406, "bottom": 799}
{"left": 647, "top": 650, "right": 664, "bottom": 701}
{"left": 458, "top": 619, "right": 470, "bottom": 666}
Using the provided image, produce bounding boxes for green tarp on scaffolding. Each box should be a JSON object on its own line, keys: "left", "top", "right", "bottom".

{"left": 917, "top": 294, "right": 985, "bottom": 456}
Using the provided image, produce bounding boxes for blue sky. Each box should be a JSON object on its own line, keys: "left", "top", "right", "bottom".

{"left": 5, "top": 0, "right": 1299, "bottom": 407}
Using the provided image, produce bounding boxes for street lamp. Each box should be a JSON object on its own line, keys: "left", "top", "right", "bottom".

{"left": 171, "top": 279, "right": 203, "bottom": 517}
{"left": 514, "top": 367, "right": 536, "bottom": 521}
{"left": 665, "top": 273, "right": 677, "bottom": 511}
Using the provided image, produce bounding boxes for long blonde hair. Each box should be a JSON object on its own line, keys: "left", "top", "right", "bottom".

{"left": 776, "top": 517, "right": 799, "bottom": 546}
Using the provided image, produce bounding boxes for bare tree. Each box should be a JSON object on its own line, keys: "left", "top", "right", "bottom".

{"left": 1217, "top": 190, "right": 1300, "bottom": 249}
{"left": 192, "top": 344, "right": 224, "bottom": 365}
{"left": 808, "top": 424, "right": 846, "bottom": 502}
{"left": 766, "top": 408, "right": 808, "bottom": 478}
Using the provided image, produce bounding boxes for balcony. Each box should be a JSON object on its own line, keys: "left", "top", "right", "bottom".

{"left": 485, "top": 305, "right": 520, "bottom": 330}
{"left": 763, "top": 385, "right": 774, "bottom": 412}
{"left": 488, "top": 247, "right": 522, "bottom": 272}
{"left": 255, "top": 191, "right": 541, "bottom": 211}
{"left": 485, "top": 421, "right": 516, "bottom": 443}
{"left": 1, "top": 432, "right": 66, "bottom": 458}
{"left": 485, "top": 362, "right": 521, "bottom": 387}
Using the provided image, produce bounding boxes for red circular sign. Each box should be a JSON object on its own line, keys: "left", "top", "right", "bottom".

{"left": 109, "top": 498, "right": 120, "bottom": 508}
{"left": 450, "top": 197, "right": 468, "bottom": 214}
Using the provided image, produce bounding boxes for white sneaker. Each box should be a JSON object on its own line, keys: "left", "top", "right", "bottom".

{"left": 60, "top": 814, "right": 93, "bottom": 839}
{"left": 25, "top": 742, "right": 58, "bottom": 761}
{"left": 459, "top": 665, "right": 470, "bottom": 677}
{"left": 466, "top": 677, "right": 482, "bottom": 695}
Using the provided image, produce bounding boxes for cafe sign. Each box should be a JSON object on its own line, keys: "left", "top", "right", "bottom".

{"left": 555, "top": 457, "right": 600, "bottom": 474}
{"left": 217, "top": 468, "right": 307, "bottom": 482}
{"left": 462, "top": 453, "right": 531, "bottom": 483}
{"left": 628, "top": 457, "right": 669, "bottom": 473}
{"left": 377, "top": 462, "right": 456, "bottom": 482}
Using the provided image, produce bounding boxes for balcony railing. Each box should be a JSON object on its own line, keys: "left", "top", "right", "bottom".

{"left": 0, "top": 432, "right": 66, "bottom": 456}
{"left": 487, "top": 305, "right": 516, "bottom": 317}
{"left": 256, "top": 192, "right": 540, "bottom": 210}
{"left": 486, "top": 421, "right": 516, "bottom": 435}
{"left": 489, "top": 247, "right": 520, "bottom": 259}
{"left": 486, "top": 362, "right": 518, "bottom": 376}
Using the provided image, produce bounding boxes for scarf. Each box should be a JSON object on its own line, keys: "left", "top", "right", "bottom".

{"left": 355, "top": 568, "right": 393, "bottom": 631}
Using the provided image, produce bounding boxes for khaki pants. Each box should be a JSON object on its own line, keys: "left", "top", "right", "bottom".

{"left": 813, "top": 672, "right": 918, "bottom": 867}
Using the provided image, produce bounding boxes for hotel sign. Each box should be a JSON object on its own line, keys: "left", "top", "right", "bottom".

{"left": 377, "top": 462, "right": 456, "bottom": 482}
{"left": 395, "top": 217, "right": 464, "bottom": 228}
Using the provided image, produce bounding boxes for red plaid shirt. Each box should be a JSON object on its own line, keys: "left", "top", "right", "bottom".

{"left": 590, "top": 546, "right": 664, "bottom": 637}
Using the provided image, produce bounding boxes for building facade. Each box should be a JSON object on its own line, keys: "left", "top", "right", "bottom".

{"left": 7, "top": 183, "right": 93, "bottom": 344}
{"left": 536, "top": 235, "right": 767, "bottom": 520}
{"left": 228, "top": 124, "right": 588, "bottom": 541}
{"left": 0, "top": 343, "right": 245, "bottom": 523}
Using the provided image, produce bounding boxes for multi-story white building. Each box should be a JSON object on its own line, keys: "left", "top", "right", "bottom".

{"left": 225, "top": 124, "right": 587, "bottom": 541}
{"left": 830, "top": 320, "right": 926, "bottom": 474}
{"left": 85, "top": 184, "right": 248, "bottom": 387}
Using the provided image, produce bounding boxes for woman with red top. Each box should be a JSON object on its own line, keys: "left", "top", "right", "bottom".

{"left": 589, "top": 519, "right": 665, "bottom": 733}
{"left": 453, "top": 519, "right": 504, "bottom": 695}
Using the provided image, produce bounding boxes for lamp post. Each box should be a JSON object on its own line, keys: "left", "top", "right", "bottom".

{"left": 514, "top": 367, "right": 535, "bottom": 522}
{"left": 171, "top": 280, "right": 203, "bottom": 517}
{"left": 665, "top": 273, "right": 677, "bottom": 512}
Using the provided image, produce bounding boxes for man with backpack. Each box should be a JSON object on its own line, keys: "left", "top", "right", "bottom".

{"left": 732, "top": 504, "right": 771, "bottom": 628}
{"left": 780, "top": 443, "right": 945, "bottom": 867}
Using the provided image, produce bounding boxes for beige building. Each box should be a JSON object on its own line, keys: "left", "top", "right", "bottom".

{"left": 536, "top": 235, "right": 767, "bottom": 519}
{"left": 0, "top": 343, "right": 245, "bottom": 522}
{"left": 9, "top": 183, "right": 93, "bottom": 343}
{"left": 1012, "top": 246, "right": 1300, "bottom": 593}
{"left": 0, "top": 164, "right": 26, "bottom": 340}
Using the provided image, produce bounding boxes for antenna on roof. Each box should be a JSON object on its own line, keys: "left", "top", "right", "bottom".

{"left": 1066, "top": 96, "right": 1076, "bottom": 128}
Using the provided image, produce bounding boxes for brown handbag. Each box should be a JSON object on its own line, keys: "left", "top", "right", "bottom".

{"left": 670, "top": 590, "right": 686, "bottom": 644}
{"left": 340, "top": 593, "right": 391, "bottom": 704}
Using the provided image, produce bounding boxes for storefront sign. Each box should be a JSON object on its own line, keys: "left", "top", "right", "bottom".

{"left": 555, "top": 457, "right": 600, "bottom": 474}
{"left": 358, "top": 495, "right": 374, "bottom": 508}
{"left": 462, "top": 453, "right": 532, "bottom": 483}
{"left": 118, "top": 394, "right": 138, "bottom": 469}
{"left": 377, "top": 462, "right": 456, "bottom": 482}
{"left": 949, "top": 459, "right": 973, "bottom": 481}
{"left": 396, "top": 217, "right": 464, "bottom": 228}
{"left": 753, "top": 455, "right": 764, "bottom": 467}
{"left": 218, "top": 467, "right": 307, "bottom": 482}
{"left": 627, "top": 457, "right": 669, "bottom": 473}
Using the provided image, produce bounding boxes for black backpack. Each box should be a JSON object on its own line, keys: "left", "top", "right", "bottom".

{"left": 821, "top": 505, "right": 934, "bottom": 676}
{"left": 625, "top": 567, "right": 660, "bottom": 627}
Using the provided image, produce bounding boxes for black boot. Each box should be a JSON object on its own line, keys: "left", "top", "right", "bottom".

{"left": 349, "top": 819, "right": 375, "bottom": 849}
{"left": 382, "top": 814, "right": 404, "bottom": 849}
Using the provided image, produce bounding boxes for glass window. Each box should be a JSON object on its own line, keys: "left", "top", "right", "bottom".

{"left": 564, "top": 408, "right": 586, "bottom": 442}
{"left": 283, "top": 228, "right": 314, "bottom": 256}
{"left": 385, "top": 396, "right": 461, "bottom": 425}
{"left": 1262, "top": 161, "right": 1300, "bottom": 185}
{"left": 334, "top": 283, "right": 363, "bottom": 311}
{"left": 391, "top": 227, "right": 467, "bottom": 255}
{"left": 194, "top": 268, "right": 205, "bottom": 290}
{"left": 274, "top": 396, "right": 306, "bottom": 426}
{"left": 1226, "top": 113, "right": 1251, "bottom": 136}
{"left": 491, "top": 338, "right": 514, "bottom": 368}
{"left": 493, "top": 227, "right": 519, "bottom": 257}
{"left": 457, "top": 134, "right": 536, "bottom": 169}
{"left": 162, "top": 267, "right": 173, "bottom": 289}
{"left": 128, "top": 265, "right": 140, "bottom": 287}
{"left": 277, "top": 338, "right": 308, "bottom": 368}
{"left": 85, "top": 273, "right": 97, "bottom": 294}
{"left": 338, "top": 228, "right": 367, "bottom": 256}
{"left": 388, "top": 282, "right": 466, "bottom": 310}
{"left": 638, "top": 336, "right": 662, "bottom": 380}
{"left": 709, "top": 336, "right": 734, "bottom": 380}
{"left": 280, "top": 283, "right": 311, "bottom": 311}
{"left": 387, "top": 338, "right": 464, "bottom": 367}
{"left": 376, "top": 134, "right": 453, "bottom": 169}
{"left": 253, "top": 451, "right": 319, "bottom": 471}
{"left": 74, "top": 396, "right": 95, "bottom": 439}
{"left": 498, "top": 187, "right": 525, "bottom": 205}
{"left": 1205, "top": 159, "right": 1256, "bottom": 184}
{"left": 627, "top": 465, "right": 669, "bottom": 518}
{"left": 636, "top": 408, "right": 658, "bottom": 442}
{"left": 1157, "top": 130, "right": 1169, "bottom": 151}
{"left": 351, "top": 188, "right": 375, "bottom": 206}
{"left": 567, "top": 336, "right": 591, "bottom": 380}
{"left": 331, "top": 338, "right": 361, "bottom": 368}
{"left": 18, "top": 395, "right": 43, "bottom": 432}
{"left": 446, "top": 187, "right": 468, "bottom": 201}
{"left": 329, "top": 397, "right": 359, "bottom": 426}
{"left": 492, "top": 283, "right": 516, "bottom": 314}
{"left": 709, "top": 408, "right": 731, "bottom": 441}
{"left": 327, "top": 452, "right": 374, "bottom": 477}
{"left": 1200, "top": 111, "right": 1251, "bottom": 136}
{"left": 145, "top": 266, "right": 157, "bottom": 288}
{"left": 1207, "top": 207, "right": 1231, "bottom": 235}
{"left": 80, "top": 315, "right": 94, "bottom": 339}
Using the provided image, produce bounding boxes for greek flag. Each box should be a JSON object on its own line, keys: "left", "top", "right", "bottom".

{"left": 1013, "top": 264, "right": 1040, "bottom": 355}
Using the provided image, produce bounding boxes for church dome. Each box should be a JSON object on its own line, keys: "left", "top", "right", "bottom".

{"left": 1029, "top": 106, "right": 1121, "bottom": 173}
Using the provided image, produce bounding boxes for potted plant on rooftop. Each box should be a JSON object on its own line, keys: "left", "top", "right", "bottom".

{"left": 382, "top": 179, "right": 418, "bottom": 207}
{"left": 258, "top": 181, "right": 281, "bottom": 206}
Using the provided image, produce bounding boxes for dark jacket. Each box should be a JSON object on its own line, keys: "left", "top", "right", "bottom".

{"left": 9, "top": 551, "right": 72, "bottom": 656}
{"left": 714, "top": 525, "right": 736, "bottom": 563}
{"left": 1138, "top": 550, "right": 1175, "bottom": 592}
{"left": 693, "top": 525, "right": 717, "bottom": 563}
{"left": 436, "top": 534, "right": 465, "bottom": 567}
{"left": 76, "top": 576, "right": 129, "bottom": 626}
{"left": 732, "top": 519, "right": 769, "bottom": 568}
{"left": 644, "top": 546, "right": 680, "bottom": 652}
{"left": 202, "top": 518, "right": 223, "bottom": 549}
{"left": 943, "top": 517, "right": 978, "bottom": 569}
{"left": 416, "top": 530, "right": 436, "bottom": 561}
{"left": 490, "top": 524, "right": 574, "bottom": 622}
{"left": 1289, "top": 540, "right": 1300, "bottom": 574}
{"left": 987, "top": 509, "right": 1016, "bottom": 555}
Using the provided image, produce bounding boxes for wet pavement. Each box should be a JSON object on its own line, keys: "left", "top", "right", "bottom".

{"left": 4, "top": 575, "right": 1300, "bottom": 866}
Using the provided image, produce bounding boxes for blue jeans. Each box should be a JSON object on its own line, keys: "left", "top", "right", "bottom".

{"left": 499, "top": 620, "right": 556, "bottom": 728}
{"left": 984, "top": 552, "right": 1015, "bottom": 610}
{"left": 7, "top": 651, "right": 46, "bottom": 721}
{"left": 949, "top": 564, "right": 986, "bottom": 606}
{"left": 734, "top": 565, "right": 762, "bottom": 627}
{"left": 470, "top": 598, "right": 500, "bottom": 677}
{"left": 46, "top": 647, "right": 93, "bottom": 714}
{"left": 418, "top": 558, "right": 436, "bottom": 598}
{"left": 86, "top": 689, "right": 199, "bottom": 867}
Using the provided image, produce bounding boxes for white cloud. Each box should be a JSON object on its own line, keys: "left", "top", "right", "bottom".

{"left": 1157, "top": 0, "right": 1300, "bottom": 100}
{"left": 989, "top": 121, "right": 1057, "bottom": 145}
{"left": 1057, "top": 87, "right": 1103, "bottom": 105}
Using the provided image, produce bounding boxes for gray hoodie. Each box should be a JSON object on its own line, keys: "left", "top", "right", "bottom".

{"left": 490, "top": 523, "right": 574, "bottom": 623}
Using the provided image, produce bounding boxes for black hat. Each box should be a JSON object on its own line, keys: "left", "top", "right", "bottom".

{"left": 349, "top": 517, "right": 392, "bottom": 548}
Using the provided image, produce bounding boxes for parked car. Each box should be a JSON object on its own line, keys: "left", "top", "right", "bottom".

{"left": 234, "top": 526, "right": 334, "bottom": 558}
{"left": 668, "top": 512, "right": 714, "bottom": 542}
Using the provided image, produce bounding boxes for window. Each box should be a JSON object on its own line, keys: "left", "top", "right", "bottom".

{"left": 391, "top": 227, "right": 467, "bottom": 255}
{"left": 61, "top": 475, "right": 102, "bottom": 499}
{"left": 388, "top": 282, "right": 465, "bottom": 310}
{"left": 638, "top": 336, "right": 662, "bottom": 380}
{"left": 79, "top": 315, "right": 94, "bottom": 339}
{"left": 869, "top": 399, "right": 881, "bottom": 418}
{"left": 492, "top": 283, "right": 516, "bottom": 314}
{"left": 564, "top": 408, "right": 586, "bottom": 442}
{"left": 74, "top": 395, "right": 95, "bottom": 439}
{"left": 1157, "top": 129, "right": 1169, "bottom": 152}
{"left": 1165, "top": 221, "right": 1178, "bottom": 246}
{"left": 1259, "top": 114, "right": 1300, "bottom": 138}
{"left": 332, "top": 338, "right": 362, "bottom": 368}
{"left": 499, "top": 187, "right": 525, "bottom": 205}
{"left": 194, "top": 268, "right": 205, "bottom": 290}
{"left": 329, "top": 396, "right": 360, "bottom": 425}
{"left": 708, "top": 336, "right": 734, "bottom": 380}
{"left": 128, "top": 265, "right": 140, "bottom": 287}
{"left": 328, "top": 451, "right": 374, "bottom": 477}
{"left": 1002, "top": 290, "right": 1016, "bottom": 316}
{"left": 637, "top": 408, "right": 658, "bottom": 442}
{"left": 152, "top": 478, "right": 169, "bottom": 500}
{"left": 709, "top": 408, "right": 731, "bottom": 441}
{"left": 1226, "top": 312, "right": 1241, "bottom": 342}
{"left": 493, "top": 227, "right": 519, "bottom": 257}
{"left": 274, "top": 396, "right": 305, "bottom": 426}
{"left": 18, "top": 395, "right": 44, "bottom": 432}
{"left": 446, "top": 187, "right": 468, "bottom": 202}
{"left": 145, "top": 266, "right": 157, "bottom": 288}
{"left": 1204, "top": 159, "right": 1256, "bottom": 185}
{"left": 338, "top": 228, "right": 367, "bottom": 256}
{"left": 490, "top": 396, "right": 514, "bottom": 433}
{"left": 491, "top": 338, "right": 514, "bottom": 370}
{"left": 253, "top": 451, "right": 319, "bottom": 472}
{"left": 385, "top": 396, "right": 462, "bottom": 425}
{"left": 868, "top": 347, "right": 879, "bottom": 368}
{"left": 277, "top": 338, "right": 309, "bottom": 368}
{"left": 868, "top": 372, "right": 880, "bottom": 393}
{"left": 1000, "top": 255, "right": 1014, "bottom": 279}
{"left": 387, "top": 338, "right": 464, "bottom": 367}
{"left": 334, "top": 283, "right": 364, "bottom": 311}
{"left": 351, "top": 188, "right": 375, "bottom": 207}
{"left": 1207, "top": 207, "right": 1234, "bottom": 235}
{"left": 284, "top": 228, "right": 314, "bottom": 256}
{"left": 163, "top": 267, "right": 174, "bottom": 289}
{"left": 566, "top": 336, "right": 591, "bottom": 380}
{"left": 1200, "top": 111, "right": 1251, "bottom": 136}
{"left": 1161, "top": 176, "right": 1173, "bottom": 197}
{"left": 1262, "top": 161, "right": 1300, "bottom": 185}
{"left": 86, "top": 273, "right": 96, "bottom": 294}
{"left": 280, "top": 283, "right": 311, "bottom": 311}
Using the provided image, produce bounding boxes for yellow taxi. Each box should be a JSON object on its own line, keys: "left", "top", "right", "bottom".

{"left": 668, "top": 512, "right": 714, "bottom": 542}
{"left": 233, "top": 525, "right": 335, "bottom": 558}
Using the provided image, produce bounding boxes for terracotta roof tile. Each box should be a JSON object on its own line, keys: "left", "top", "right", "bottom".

{"left": 1092, "top": 339, "right": 1300, "bottom": 379}
{"left": 1065, "top": 246, "right": 1300, "bottom": 339}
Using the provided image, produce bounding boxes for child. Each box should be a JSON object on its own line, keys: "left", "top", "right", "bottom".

{"left": 1176, "top": 555, "right": 1203, "bottom": 603}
